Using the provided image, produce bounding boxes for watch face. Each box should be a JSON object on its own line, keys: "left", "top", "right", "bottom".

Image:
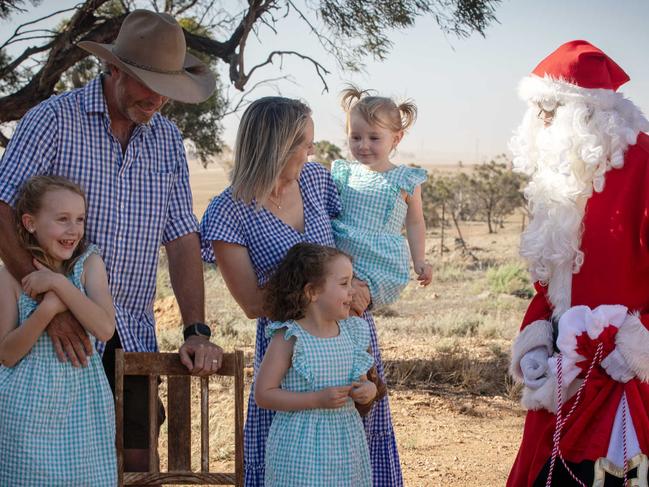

{"left": 194, "top": 323, "right": 211, "bottom": 337}
{"left": 184, "top": 323, "right": 211, "bottom": 340}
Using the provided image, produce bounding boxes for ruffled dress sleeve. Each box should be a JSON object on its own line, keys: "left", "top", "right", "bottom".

{"left": 391, "top": 165, "right": 428, "bottom": 196}
{"left": 199, "top": 187, "right": 247, "bottom": 264}
{"left": 342, "top": 317, "right": 374, "bottom": 380}
{"left": 70, "top": 244, "right": 101, "bottom": 290}
{"left": 330, "top": 159, "right": 352, "bottom": 194}
{"left": 265, "top": 320, "right": 314, "bottom": 383}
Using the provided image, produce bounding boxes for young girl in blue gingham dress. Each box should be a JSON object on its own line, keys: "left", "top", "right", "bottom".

{"left": 0, "top": 176, "right": 117, "bottom": 486}
{"left": 332, "top": 86, "right": 433, "bottom": 308}
{"left": 255, "top": 243, "right": 376, "bottom": 486}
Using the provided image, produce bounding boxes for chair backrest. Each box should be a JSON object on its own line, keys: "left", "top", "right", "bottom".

{"left": 115, "top": 350, "right": 244, "bottom": 486}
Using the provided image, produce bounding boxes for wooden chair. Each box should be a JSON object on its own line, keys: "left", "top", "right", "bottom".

{"left": 115, "top": 350, "right": 244, "bottom": 486}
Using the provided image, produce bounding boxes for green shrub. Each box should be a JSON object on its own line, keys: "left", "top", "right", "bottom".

{"left": 486, "top": 263, "right": 533, "bottom": 298}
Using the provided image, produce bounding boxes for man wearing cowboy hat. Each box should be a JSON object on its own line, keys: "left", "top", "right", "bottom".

{"left": 0, "top": 9, "right": 223, "bottom": 475}
{"left": 508, "top": 40, "right": 649, "bottom": 486}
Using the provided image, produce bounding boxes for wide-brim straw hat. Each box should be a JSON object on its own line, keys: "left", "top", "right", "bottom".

{"left": 78, "top": 9, "right": 216, "bottom": 104}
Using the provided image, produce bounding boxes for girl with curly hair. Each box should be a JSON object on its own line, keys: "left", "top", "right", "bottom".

{"left": 255, "top": 242, "right": 376, "bottom": 486}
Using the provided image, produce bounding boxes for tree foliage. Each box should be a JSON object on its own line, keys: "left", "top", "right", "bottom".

{"left": 312, "top": 140, "right": 343, "bottom": 169}
{"left": 0, "top": 0, "right": 501, "bottom": 160}
{"left": 0, "top": 0, "right": 41, "bottom": 20}
{"left": 421, "top": 156, "right": 527, "bottom": 252}
{"left": 468, "top": 155, "right": 526, "bottom": 233}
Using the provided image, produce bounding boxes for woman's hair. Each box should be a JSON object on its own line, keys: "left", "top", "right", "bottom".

{"left": 340, "top": 84, "right": 417, "bottom": 134}
{"left": 231, "top": 96, "right": 311, "bottom": 205}
{"left": 15, "top": 175, "right": 88, "bottom": 274}
{"left": 264, "top": 243, "right": 351, "bottom": 322}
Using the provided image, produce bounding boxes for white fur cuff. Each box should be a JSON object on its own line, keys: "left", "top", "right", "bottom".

{"left": 616, "top": 313, "right": 649, "bottom": 383}
{"left": 509, "top": 320, "right": 554, "bottom": 382}
{"left": 521, "top": 376, "right": 557, "bottom": 413}
{"left": 521, "top": 376, "right": 583, "bottom": 414}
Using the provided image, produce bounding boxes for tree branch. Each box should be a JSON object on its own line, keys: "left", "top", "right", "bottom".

{"left": 242, "top": 50, "right": 330, "bottom": 92}
{"left": 174, "top": 0, "right": 199, "bottom": 16}
{"left": 0, "top": 40, "right": 55, "bottom": 80}
{"left": 0, "top": 0, "right": 122, "bottom": 123}
{"left": 0, "top": 127, "right": 9, "bottom": 147}
{"left": 0, "top": 4, "right": 81, "bottom": 50}
{"left": 221, "top": 74, "right": 292, "bottom": 117}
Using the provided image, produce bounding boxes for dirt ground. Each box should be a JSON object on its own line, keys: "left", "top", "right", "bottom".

{"left": 391, "top": 389, "right": 524, "bottom": 486}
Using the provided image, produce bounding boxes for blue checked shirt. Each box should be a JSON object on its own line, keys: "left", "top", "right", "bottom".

{"left": 0, "top": 76, "right": 199, "bottom": 353}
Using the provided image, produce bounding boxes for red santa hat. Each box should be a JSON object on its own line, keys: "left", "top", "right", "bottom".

{"left": 519, "top": 40, "right": 630, "bottom": 109}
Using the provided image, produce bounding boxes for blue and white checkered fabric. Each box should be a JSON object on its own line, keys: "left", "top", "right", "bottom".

{"left": 0, "top": 76, "right": 198, "bottom": 353}
{"left": 200, "top": 162, "right": 404, "bottom": 486}
{"left": 0, "top": 246, "right": 117, "bottom": 485}
{"left": 331, "top": 159, "right": 428, "bottom": 308}
{"left": 264, "top": 317, "right": 373, "bottom": 486}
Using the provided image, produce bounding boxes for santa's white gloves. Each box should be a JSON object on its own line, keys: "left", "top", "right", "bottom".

{"left": 601, "top": 348, "right": 635, "bottom": 383}
{"left": 520, "top": 346, "right": 550, "bottom": 389}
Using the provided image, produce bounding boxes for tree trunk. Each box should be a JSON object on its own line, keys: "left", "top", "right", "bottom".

{"left": 440, "top": 202, "right": 445, "bottom": 255}
{"left": 487, "top": 211, "right": 494, "bottom": 234}
{"left": 450, "top": 211, "right": 478, "bottom": 262}
{"left": 521, "top": 211, "right": 526, "bottom": 232}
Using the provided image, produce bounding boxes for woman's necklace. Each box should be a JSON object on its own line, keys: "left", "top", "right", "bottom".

{"left": 267, "top": 191, "right": 282, "bottom": 209}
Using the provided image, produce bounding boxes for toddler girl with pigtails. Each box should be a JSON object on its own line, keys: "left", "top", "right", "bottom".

{"left": 332, "top": 86, "right": 433, "bottom": 309}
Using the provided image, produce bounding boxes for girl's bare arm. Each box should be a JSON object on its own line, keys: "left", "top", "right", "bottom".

{"left": 21, "top": 255, "right": 116, "bottom": 342}
{"left": 49, "top": 254, "right": 115, "bottom": 342}
{"left": 0, "top": 269, "right": 61, "bottom": 366}
{"left": 405, "top": 185, "right": 432, "bottom": 285}
{"left": 255, "top": 333, "right": 351, "bottom": 411}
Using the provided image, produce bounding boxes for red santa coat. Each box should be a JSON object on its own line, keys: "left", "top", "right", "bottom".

{"left": 508, "top": 132, "right": 649, "bottom": 487}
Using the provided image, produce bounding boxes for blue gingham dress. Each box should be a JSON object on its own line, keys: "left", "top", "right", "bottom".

{"left": 331, "top": 159, "right": 428, "bottom": 307}
{"left": 264, "top": 317, "right": 373, "bottom": 486}
{"left": 200, "top": 162, "right": 403, "bottom": 486}
{"left": 0, "top": 246, "right": 117, "bottom": 486}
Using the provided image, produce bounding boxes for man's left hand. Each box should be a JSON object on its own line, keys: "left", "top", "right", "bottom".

{"left": 179, "top": 336, "right": 224, "bottom": 376}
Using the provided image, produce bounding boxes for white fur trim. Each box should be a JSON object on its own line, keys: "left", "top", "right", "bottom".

{"left": 521, "top": 373, "right": 557, "bottom": 411}
{"left": 616, "top": 313, "right": 649, "bottom": 382}
{"left": 520, "top": 373, "right": 583, "bottom": 413}
{"left": 519, "top": 75, "right": 627, "bottom": 110}
{"left": 510, "top": 320, "right": 554, "bottom": 382}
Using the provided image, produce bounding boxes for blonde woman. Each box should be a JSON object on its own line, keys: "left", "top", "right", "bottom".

{"left": 200, "top": 96, "right": 403, "bottom": 486}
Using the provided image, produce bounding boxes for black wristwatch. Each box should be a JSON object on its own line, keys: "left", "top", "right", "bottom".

{"left": 183, "top": 322, "right": 211, "bottom": 341}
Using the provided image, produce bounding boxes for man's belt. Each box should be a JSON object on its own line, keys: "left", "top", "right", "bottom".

{"left": 594, "top": 453, "right": 648, "bottom": 487}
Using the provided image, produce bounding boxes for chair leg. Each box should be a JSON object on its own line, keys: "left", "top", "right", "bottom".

{"left": 234, "top": 350, "right": 245, "bottom": 487}
{"left": 115, "top": 349, "right": 125, "bottom": 487}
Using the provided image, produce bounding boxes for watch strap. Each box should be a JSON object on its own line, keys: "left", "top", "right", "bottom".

{"left": 183, "top": 322, "right": 211, "bottom": 340}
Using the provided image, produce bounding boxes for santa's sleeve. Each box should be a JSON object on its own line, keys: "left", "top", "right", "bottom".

{"left": 509, "top": 281, "right": 554, "bottom": 381}
{"left": 616, "top": 137, "right": 649, "bottom": 383}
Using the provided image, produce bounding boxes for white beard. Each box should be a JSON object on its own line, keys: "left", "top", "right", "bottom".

{"left": 511, "top": 95, "right": 647, "bottom": 317}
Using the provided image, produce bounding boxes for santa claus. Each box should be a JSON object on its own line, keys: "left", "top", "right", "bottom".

{"left": 508, "top": 40, "right": 649, "bottom": 486}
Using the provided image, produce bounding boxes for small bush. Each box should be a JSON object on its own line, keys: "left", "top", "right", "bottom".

{"left": 434, "top": 262, "right": 468, "bottom": 283}
{"left": 486, "top": 263, "right": 533, "bottom": 298}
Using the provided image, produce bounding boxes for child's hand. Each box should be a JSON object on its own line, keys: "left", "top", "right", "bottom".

{"left": 350, "top": 380, "right": 377, "bottom": 405}
{"left": 21, "top": 260, "right": 63, "bottom": 298}
{"left": 40, "top": 291, "right": 67, "bottom": 316}
{"left": 414, "top": 261, "right": 433, "bottom": 286}
{"left": 316, "top": 385, "right": 353, "bottom": 409}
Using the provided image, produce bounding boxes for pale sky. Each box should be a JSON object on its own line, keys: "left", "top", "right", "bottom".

{"left": 2, "top": 1, "right": 648, "bottom": 165}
